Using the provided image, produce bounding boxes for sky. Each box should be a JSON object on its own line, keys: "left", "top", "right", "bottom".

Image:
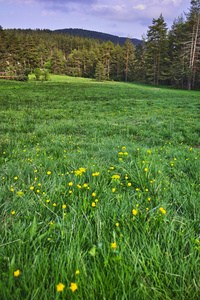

{"left": 0, "top": 0, "right": 191, "bottom": 39}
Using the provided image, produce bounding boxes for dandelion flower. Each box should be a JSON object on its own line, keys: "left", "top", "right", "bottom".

{"left": 75, "top": 270, "right": 80, "bottom": 275}
{"left": 30, "top": 186, "right": 34, "bottom": 190}
{"left": 159, "top": 207, "right": 166, "bottom": 214}
{"left": 111, "top": 175, "right": 120, "bottom": 180}
{"left": 70, "top": 283, "right": 78, "bottom": 292}
{"left": 14, "top": 270, "right": 20, "bottom": 277}
{"left": 14, "top": 177, "right": 18, "bottom": 180}
{"left": 91, "top": 202, "right": 96, "bottom": 207}
{"left": 17, "top": 191, "right": 23, "bottom": 196}
{"left": 144, "top": 168, "right": 148, "bottom": 172}
{"left": 11, "top": 211, "right": 15, "bottom": 215}
{"left": 111, "top": 242, "right": 117, "bottom": 248}
{"left": 53, "top": 203, "right": 57, "bottom": 206}
{"left": 132, "top": 209, "right": 137, "bottom": 216}
{"left": 69, "top": 182, "right": 73, "bottom": 186}
{"left": 116, "top": 223, "right": 119, "bottom": 227}
{"left": 92, "top": 192, "right": 96, "bottom": 197}
{"left": 112, "top": 188, "right": 116, "bottom": 192}
{"left": 47, "top": 171, "right": 51, "bottom": 175}
{"left": 57, "top": 283, "right": 65, "bottom": 292}
{"left": 62, "top": 205, "right": 66, "bottom": 209}
{"left": 128, "top": 183, "right": 131, "bottom": 186}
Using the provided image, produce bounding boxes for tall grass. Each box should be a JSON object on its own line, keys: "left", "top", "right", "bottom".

{"left": 0, "top": 76, "right": 200, "bottom": 299}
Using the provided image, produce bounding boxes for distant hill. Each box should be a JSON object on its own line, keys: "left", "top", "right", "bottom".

{"left": 54, "top": 28, "right": 141, "bottom": 45}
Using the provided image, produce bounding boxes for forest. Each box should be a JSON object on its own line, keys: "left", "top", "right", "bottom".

{"left": 0, "top": 0, "right": 200, "bottom": 90}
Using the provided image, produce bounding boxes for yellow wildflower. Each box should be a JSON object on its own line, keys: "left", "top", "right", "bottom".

{"left": 14, "top": 270, "right": 20, "bottom": 277}
{"left": 57, "top": 283, "right": 65, "bottom": 292}
{"left": 132, "top": 209, "right": 137, "bottom": 216}
{"left": 70, "top": 282, "right": 78, "bottom": 292}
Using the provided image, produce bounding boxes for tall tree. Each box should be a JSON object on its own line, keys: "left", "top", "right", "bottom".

{"left": 184, "top": 0, "right": 200, "bottom": 89}
{"left": 111, "top": 44, "right": 123, "bottom": 80}
{"left": 123, "top": 39, "right": 135, "bottom": 82}
{"left": 133, "top": 35, "right": 147, "bottom": 83}
{"left": 146, "top": 14, "right": 169, "bottom": 86}
{"left": 168, "top": 16, "right": 188, "bottom": 88}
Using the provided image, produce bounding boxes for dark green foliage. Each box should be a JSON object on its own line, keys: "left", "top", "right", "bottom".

{"left": 0, "top": 0, "right": 200, "bottom": 89}
{"left": 95, "top": 61, "right": 106, "bottom": 81}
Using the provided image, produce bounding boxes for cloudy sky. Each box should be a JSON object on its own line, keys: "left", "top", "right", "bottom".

{"left": 0, "top": 0, "right": 191, "bottom": 39}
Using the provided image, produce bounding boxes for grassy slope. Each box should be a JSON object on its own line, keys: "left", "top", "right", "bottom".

{"left": 0, "top": 76, "right": 200, "bottom": 299}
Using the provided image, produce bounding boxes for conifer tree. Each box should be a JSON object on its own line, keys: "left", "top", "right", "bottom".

{"left": 146, "top": 14, "right": 169, "bottom": 86}
{"left": 95, "top": 61, "right": 106, "bottom": 81}
{"left": 184, "top": 0, "right": 200, "bottom": 89}
{"left": 123, "top": 39, "right": 135, "bottom": 82}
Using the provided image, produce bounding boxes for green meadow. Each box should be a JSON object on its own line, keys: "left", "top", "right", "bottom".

{"left": 0, "top": 75, "right": 200, "bottom": 299}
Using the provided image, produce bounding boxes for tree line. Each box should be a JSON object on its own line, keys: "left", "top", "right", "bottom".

{"left": 0, "top": 0, "right": 199, "bottom": 89}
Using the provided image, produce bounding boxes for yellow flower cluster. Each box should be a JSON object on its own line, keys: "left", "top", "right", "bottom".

{"left": 132, "top": 209, "right": 138, "bottom": 216}
{"left": 75, "top": 167, "right": 86, "bottom": 176}
{"left": 111, "top": 175, "right": 120, "bottom": 180}
{"left": 159, "top": 207, "right": 166, "bottom": 214}
{"left": 92, "top": 172, "right": 99, "bottom": 176}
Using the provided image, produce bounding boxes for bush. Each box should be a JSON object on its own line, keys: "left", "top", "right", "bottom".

{"left": 34, "top": 68, "right": 42, "bottom": 80}
{"left": 14, "top": 75, "right": 29, "bottom": 81}
{"left": 24, "top": 68, "right": 31, "bottom": 76}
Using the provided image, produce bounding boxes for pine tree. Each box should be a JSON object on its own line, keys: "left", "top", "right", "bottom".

{"left": 133, "top": 36, "right": 147, "bottom": 83}
{"left": 0, "top": 26, "right": 7, "bottom": 72}
{"left": 123, "top": 39, "right": 135, "bottom": 82}
{"left": 111, "top": 44, "right": 123, "bottom": 80}
{"left": 184, "top": 0, "right": 200, "bottom": 89}
{"left": 146, "top": 14, "right": 169, "bottom": 86}
{"left": 95, "top": 61, "right": 106, "bottom": 81}
{"left": 168, "top": 16, "right": 188, "bottom": 88}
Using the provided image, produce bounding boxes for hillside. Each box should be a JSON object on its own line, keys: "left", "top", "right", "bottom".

{"left": 54, "top": 28, "right": 141, "bottom": 45}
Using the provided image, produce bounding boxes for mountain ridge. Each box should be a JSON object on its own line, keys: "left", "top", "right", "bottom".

{"left": 53, "top": 28, "right": 141, "bottom": 45}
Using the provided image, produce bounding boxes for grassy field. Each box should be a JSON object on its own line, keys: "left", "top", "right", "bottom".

{"left": 0, "top": 75, "right": 200, "bottom": 299}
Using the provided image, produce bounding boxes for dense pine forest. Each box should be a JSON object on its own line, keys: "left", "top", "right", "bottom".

{"left": 0, "top": 0, "right": 200, "bottom": 89}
